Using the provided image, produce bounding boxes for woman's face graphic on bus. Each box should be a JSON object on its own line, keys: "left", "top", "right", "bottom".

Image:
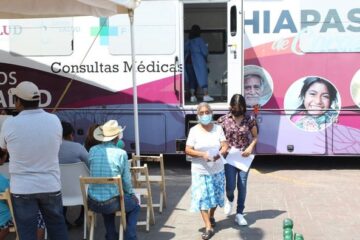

{"left": 304, "top": 82, "right": 331, "bottom": 115}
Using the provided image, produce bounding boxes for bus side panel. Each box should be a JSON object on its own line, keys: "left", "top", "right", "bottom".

{"left": 59, "top": 104, "right": 186, "bottom": 154}
{"left": 244, "top": 0, "right": 360, "bottom": 155}
{"left": 0, "top": 0, "right": 185, "bottom": 154}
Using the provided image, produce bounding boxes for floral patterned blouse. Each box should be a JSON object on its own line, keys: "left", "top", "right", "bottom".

{"left": 217, "top": 113, "right": 256, "bottom": 150}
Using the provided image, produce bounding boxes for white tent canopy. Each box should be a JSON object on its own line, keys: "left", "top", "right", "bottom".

{"left": 0, "top": 0, "right": 142, "bottom": 155}
{"left": 0, "top": 0, "right": 139, "bottom": 18}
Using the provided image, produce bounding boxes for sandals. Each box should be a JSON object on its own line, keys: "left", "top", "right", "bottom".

{"left": 210, "top": 217, "right": 216, "bottom": 227}
{"left": 201, "top": 229, "right": 214, "bottom": 240}
{"left": 201, "top": 217, "right": 215, "bottom": 239}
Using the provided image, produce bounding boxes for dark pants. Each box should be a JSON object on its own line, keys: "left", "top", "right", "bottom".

{"left": 11, "top": 191, "right": 69, "bottom": 240}
{"left": 88, "top": 195, "right": 140, "bottom": 240}
{"left": 224, "top": 164, "right": 249, "bottom": 214}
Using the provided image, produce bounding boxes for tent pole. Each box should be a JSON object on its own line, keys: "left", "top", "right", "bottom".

{"left": 128, "top": 9, "right": 140, "bottom": 157}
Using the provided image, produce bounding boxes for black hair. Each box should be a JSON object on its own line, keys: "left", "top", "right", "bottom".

{"left": 0, "top": 109, "right": 13, "bottom": 115}
{"left": 15, "top": 96, "right": 39, "bottom": 109}
{"left": 297, "top": 77, "right": 337, "bottom": 109}
{"left": 189, "top": 25, "right": 201, "bottom": 39}
{"left": 0, "top": 149, "right": 7, "bottom": 160}
{"left": 84, "top": 123, "right": 101, "bottom": 151}
{"left": 61, "top": 121, "right": 75, "bottom": 138}
{"left": 230, "top": 94, "right": 247, "bottom": 114}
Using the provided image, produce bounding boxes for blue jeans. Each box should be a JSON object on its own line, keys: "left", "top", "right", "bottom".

{"left": 11, "top": 191, "right": 69, "bottom": 240}
{"left": 88, "top": 195, "right": 140, "bottom": 240}
{"left": 224, "top": 164, "right": 249, "bottom": 214}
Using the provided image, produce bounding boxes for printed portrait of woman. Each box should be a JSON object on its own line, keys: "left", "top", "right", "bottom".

{"left": 284, "top": 77, "right": 341, "bottom": 132}
{"left": 243, "top": 65, "right": 273, "bottom": 107}
{"left": 350, "top": 69, "right": 360, "bottom": 107}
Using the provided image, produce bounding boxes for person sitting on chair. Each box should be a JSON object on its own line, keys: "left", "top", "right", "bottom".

{"left": 0, "top": 174, "right": 46, "bottom": 240}
{"left": 58, "top": 121, "right": 89, "bottom": 227}
{"left": 87, "top": 120, "right": 140, "bottom": 240}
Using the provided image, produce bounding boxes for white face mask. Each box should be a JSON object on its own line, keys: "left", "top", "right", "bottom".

{"left": 198, "top": 114, "right": 212, "bottom": 125}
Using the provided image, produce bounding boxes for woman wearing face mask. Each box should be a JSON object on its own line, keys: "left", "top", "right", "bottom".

{"left": 185, "top": 102, "right": 228, "bottom": 240}
{"left": 217, "top": 94, "right": 258, "bottom": 226}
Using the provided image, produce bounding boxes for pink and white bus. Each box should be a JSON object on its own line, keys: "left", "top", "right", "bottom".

{"left": 0, "top": 0, "right": 359, "bottom": 156}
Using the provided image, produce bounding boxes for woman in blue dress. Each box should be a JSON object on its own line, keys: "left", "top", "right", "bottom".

{"left": 186, "top": 102, "right": 228, "bottom": 239}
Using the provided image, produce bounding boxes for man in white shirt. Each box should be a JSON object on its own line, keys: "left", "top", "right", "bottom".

{"left": 0, "top": 81, "right": 69, "bottom": 240}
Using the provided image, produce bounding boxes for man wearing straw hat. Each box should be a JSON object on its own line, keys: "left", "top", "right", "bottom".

{"left": 0, "top": 81, "right": 69, "bottom": 240}
{"left": 88, "top": 120, "right": 140, "bottom": 240}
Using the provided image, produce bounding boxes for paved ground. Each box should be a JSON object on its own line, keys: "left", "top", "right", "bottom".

{"left": 5, "top": 156, "right": 360, "bottom": 239}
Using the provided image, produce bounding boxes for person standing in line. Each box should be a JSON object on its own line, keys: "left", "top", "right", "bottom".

{"left": 88, "top": 120, "right": 140, "bottom": 240}
{"left": 0, "top": 174, "right": 46, "bottom": 240}
{"left": 217, "top": 94, "right": 258, "bottom": 226}
{"left": 185, "top": 102, "right": 228, "bottom": 240}
{"left": 0, "top": 81, "right": 69, "bottom": 240}
{"left": 184, "top": 24, "right": 214, "bottom": 103}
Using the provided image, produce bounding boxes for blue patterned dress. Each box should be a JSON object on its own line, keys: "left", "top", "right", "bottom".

{"left": 190, "top": 171, "right": 225, "bottom": 212}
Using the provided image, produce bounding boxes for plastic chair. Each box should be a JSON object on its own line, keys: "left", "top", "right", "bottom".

{"left": 130, "top": 164, "right": 155, "bottom": 231}
{"left": 0, "top": 188, "right": 18, "bottom": 240}
{"left": 80, "top": 176, "right": 127, "bottom": 240}
{"left": 0, "top": 163, "right": 10, "bottom": 179}
{"left": 60, "top": 162, "right": 90, "bottom": 240}
{"left": 131, "top": 154, "right": 167, "bottom": 213}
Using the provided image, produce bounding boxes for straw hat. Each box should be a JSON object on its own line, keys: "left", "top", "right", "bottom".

{"left": 93, "top": 120, "right": 125, "bottom": 142}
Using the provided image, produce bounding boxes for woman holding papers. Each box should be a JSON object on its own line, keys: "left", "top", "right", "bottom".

{"left": 185, "top": 102, "right": 228, "bottom": 240}
{"left": 217, "top": 94, "right": 258, "bottom": 226}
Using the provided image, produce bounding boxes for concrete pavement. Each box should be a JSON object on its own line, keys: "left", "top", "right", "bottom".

{"left": 6, "top": 157, "right": 360, "bottom": 239}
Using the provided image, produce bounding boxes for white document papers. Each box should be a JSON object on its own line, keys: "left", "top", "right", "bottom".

{"left": 207, "top": 148, "right": 219, "bottom": 161}
{"left": 206, "top": 148, "right": 220, "bottom": 167}
{"left": 220, "top": 147, "right": 255, "bottom": 172}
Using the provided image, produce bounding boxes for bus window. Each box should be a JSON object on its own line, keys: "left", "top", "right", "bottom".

{"left": 230, "top": 6, "right": 237, "bottom": 36}
{"left": 184, "top": 29, "right": 226, "bottom": 55}
{"left": 109, "top": 1, "right": 177, "bottom": 55}
{"left": 9, "top": 18, "right": 74, "bottom": 56}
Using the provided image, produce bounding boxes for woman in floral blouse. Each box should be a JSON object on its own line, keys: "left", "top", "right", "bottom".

{"left": 217, "top": 94, "right": 258, "bottom": 226}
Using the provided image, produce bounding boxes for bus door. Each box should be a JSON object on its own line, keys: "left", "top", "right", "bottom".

{"left": 182, "top": 1, "right": 228, "bottom": 106}
{"left": 227, "top": 0, "right": 243, "bottom": 102}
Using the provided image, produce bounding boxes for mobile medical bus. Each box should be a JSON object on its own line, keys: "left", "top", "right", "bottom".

{"left": 0, "top": 0, "right": 360, "bottom": 156}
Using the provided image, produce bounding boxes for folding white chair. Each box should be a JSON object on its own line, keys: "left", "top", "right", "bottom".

{"left": 131, "top": 154, "right": 167, "bottom": 213}
{"left": 80, "top": 176, "right": 127, "bottom": 240}
{"left": 130, "top": 164, "right": 155, "bottom": 231}
{"left": 0, "top": 163, "right": 10, "bottom": 179}
{"left": 60, "top": 162, "right": 90, "bottom": 240}
{"left": 0, "top": 188, "right": 18, "bottom": 240}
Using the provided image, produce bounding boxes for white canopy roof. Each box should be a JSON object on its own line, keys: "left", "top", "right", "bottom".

{"left": 0, "top": 0, "right": 139, "bottom": 19}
